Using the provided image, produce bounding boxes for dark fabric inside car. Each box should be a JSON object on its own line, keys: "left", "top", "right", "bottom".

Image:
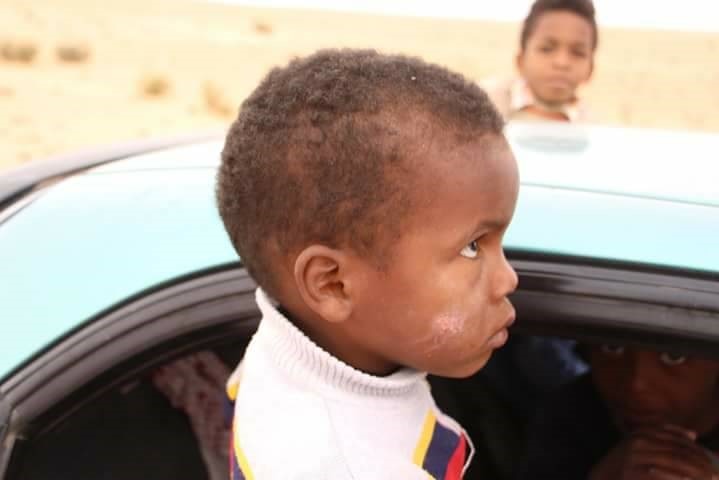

{"left": 7, "top": 343, "right": 246, "bottom": 480}
{"left": 429, "top": 333, "right": 587, "bottom": 480}
{"left": 12, "top": 377, "right": 209, "bottom": 479}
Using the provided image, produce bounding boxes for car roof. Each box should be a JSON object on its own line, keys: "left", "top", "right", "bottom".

{"left": 1, "top": 123, "right": 717, "bottom": 376}
{"left": 504, "top": 123, "right": 719, "bottom": 271}
{"left": 506, "top": 123, "right": 718, "bottom": 208}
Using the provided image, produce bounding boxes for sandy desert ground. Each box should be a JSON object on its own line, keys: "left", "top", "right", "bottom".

{"left": 1, "top": 0, "right": 718, "bottom": 170}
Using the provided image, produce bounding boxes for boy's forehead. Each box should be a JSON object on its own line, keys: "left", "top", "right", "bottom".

{"left": 406, "top": 133, "right": 517, "bottom": 218}
{"left": 412, "top": 131, "right": 514, "bottom": 182}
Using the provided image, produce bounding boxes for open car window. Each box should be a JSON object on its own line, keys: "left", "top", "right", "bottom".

{"left": 0, "top": 268, "right": 257, "bottom": 479}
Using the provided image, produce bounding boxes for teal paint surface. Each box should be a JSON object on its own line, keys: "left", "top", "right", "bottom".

{"left": 506, "top": 186, "right": 719, "bottom": 272}
{"left": 0, "top": 166, "right": 237, "bottom": 376}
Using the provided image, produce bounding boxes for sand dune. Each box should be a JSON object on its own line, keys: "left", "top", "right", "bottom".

{"left": 1, "top": 0, "right": 717, "bottom": 170}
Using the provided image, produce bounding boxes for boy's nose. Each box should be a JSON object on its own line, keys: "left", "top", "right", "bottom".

{"left": 627, "top": 371, "right": 649, "bottom": 396}
{"left": 552, "top": 50, "right": 572, "bottom": 69}
{"left": 494, "top": 251, "right": 518, "bottom": 299}
{"left": 624, "top": 352, "right": 655, "bottom": 395}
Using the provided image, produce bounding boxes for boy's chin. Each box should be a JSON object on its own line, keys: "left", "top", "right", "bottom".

{"left": 537, "top": 89, "right": 575, "bottom": 107}
{"left": 427, "top": 352, "right": 493, "bottom": 379}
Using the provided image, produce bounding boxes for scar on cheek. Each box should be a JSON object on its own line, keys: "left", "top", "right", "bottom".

{"left": 431, "top": 311, "right": 466, "bottom": 338}
{"left": 414, "top": 311, "right": 467, "bottom": 355}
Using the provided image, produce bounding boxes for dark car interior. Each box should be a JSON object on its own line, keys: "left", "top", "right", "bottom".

{"left": 7, "top": 332, "right": 717, "bottom": 480}
{"left": 4, "top": 340, "right": 247, "bottom": 480}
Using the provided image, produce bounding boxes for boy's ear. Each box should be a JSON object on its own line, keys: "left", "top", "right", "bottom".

{"left": 515, "top": 50, "right": 524, "bottom": 72}
{"left": 293, "top": 245, "right": 354, "bottom": 324}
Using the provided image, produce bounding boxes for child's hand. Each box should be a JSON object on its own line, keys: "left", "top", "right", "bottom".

{"left": 589, "top": 424, "right": 719, "bottom": 480}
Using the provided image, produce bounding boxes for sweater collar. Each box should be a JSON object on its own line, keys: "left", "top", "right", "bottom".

{"left": 254, "top": 288, "right": 426, "bottom": 397}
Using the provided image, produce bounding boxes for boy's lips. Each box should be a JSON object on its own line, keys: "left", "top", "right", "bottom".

{"left": 544, "top": 76, "right": 572, "bottom": 90}
{"left": 613, "top": 406, "right": 668, "bottom": 430}
{"left": 617, "top": 413, "right": 664, "bottom": 431}
{"left": 488, "top": 329, "right": 508, "bottom": 349}
{"left": 505, "top": 310, "right": 516, "bottom": 328}
{"left": 488, "top": 311, "right": 516, "bottom": 349}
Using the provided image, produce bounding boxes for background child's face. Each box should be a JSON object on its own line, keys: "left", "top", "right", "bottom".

{"left": 517, "top": 10, "right": 594, "bottom": 106}
{"left": 347, "top": 134, "right": 519, "bottom": 378}
{"left": 590, "top": 345, "right": 719, "bottom": 434}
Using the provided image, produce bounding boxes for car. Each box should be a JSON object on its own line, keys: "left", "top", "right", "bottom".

{"left": 1, "top": 123, "right": 717, "bottom": 480}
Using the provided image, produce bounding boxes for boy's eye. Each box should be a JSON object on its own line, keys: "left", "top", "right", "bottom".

{"left": 460, "top": 239, "right": 480, "bottom": 259}
{"left": 539, "top": 44, "right": 555, "bottom": 53}
{"left": 660, "top": 352, "right": 687, "bottom": 366}
{"left": 600, "top": 344, "right": 625, "bottom": 357}
{"left": 571, "top": 49, "right": 588, "bottom": 58}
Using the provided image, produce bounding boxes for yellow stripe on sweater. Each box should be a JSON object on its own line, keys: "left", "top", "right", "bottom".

{"left": 229, "top": 379, "right": 254, "bottom": 480}
{"left": 413, "top": 411, "right": 437, "bottom": 470}
{"left": 226, "top": 381, "right": 239, "bottom": 401}
{"left": 233, "top": 434, "right": 256, "bottom": 480}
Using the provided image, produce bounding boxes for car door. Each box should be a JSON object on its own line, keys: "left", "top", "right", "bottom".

{"left": 0, "top": 268, "right": 258, "bottom": 480}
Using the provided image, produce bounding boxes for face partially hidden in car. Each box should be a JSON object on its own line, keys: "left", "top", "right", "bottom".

{"left": 589, "top": 346, "right": 719, "bottom": 436}
{"left": 518, "top": 343, "right": 719, "bottom": 479}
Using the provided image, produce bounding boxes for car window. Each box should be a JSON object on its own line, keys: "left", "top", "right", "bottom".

{"left": 5, "top": 344, "right": 244, "bottom": 480}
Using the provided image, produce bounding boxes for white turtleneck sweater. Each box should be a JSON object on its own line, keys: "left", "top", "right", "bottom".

{"left": 226, "top": 288, "right": 474, "bottom": 480}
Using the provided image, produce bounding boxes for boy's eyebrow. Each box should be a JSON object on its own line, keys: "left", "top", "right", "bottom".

{"left": 466, "top": 217, "right": 509, "bottom": 237}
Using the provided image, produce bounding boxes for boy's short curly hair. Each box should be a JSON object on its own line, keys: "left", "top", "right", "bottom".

{"left": 520, "top": 0, "right": 598, "bottom": 50}
{"left": 216, "top": 49, "right": 503, "bottom": 297}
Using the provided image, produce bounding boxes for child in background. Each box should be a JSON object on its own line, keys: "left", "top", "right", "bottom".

{"left": 520, "top": 345, "right": 719, "bottom": 479}
{"left": 216, "top": 49, "right": 519, "bottom": 479}
{"left": 483, "top": 0, "right": 598, "bottom": 122}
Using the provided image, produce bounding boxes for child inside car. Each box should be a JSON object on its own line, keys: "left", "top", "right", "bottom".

{"left": 519, "top": 344, "right": 719, "bottom": 479}
{"left": 215, "top": 49, "right": 519, "bottom": 479}
{"left": 482, "top": 0, "right": 598, "bottom": 122}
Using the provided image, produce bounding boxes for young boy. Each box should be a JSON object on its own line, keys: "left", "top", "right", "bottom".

{"left": 216, "top": 49, "right": 519, "bottom": 479}
{"left": 483, "top": 0, "right": 598, "bottom": 122}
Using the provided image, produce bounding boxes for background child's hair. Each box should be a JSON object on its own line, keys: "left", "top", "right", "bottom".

{"left": 520, "top": 0, "right": 598, "bottom": 50}
{"left": 216, "top": 49, "right": 503, "bottom": 297}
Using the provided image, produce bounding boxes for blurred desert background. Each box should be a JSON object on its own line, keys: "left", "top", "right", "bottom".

{"left": 1, "top": 0, "right": 718, "bottom": 170}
